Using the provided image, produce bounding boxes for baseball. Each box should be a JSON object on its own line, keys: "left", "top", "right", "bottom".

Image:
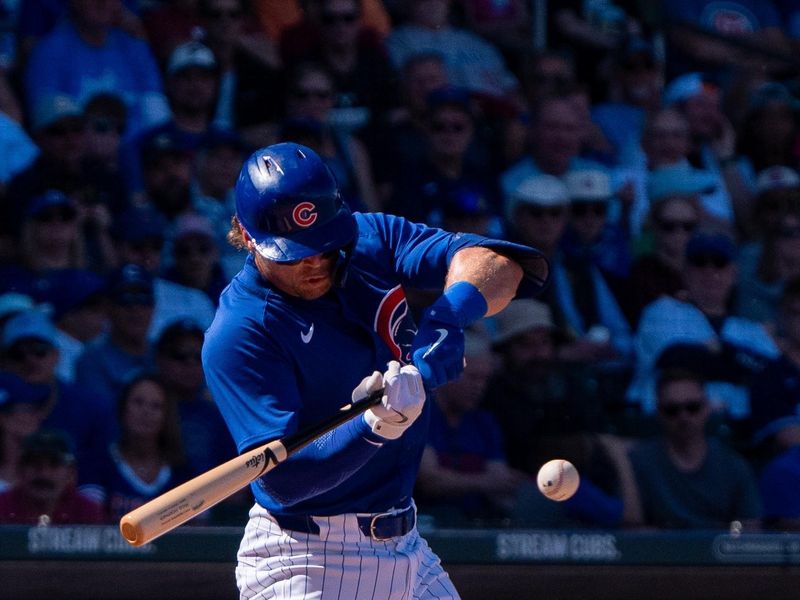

{"left": 537, "top": 459, "right": 580, "bottom": 501}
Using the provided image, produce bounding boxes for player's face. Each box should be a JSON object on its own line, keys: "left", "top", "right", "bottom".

{"left": 259, "top": 250, "right": 339, "bottom": 300}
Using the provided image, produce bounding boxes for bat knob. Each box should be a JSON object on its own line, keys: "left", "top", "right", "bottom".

{"left": 120, "top": 517, "right": 144, "bottom": 546}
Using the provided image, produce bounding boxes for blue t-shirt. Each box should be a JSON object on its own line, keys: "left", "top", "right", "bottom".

{"left": 202, "top": 212, "right": 547, "bottom": 517}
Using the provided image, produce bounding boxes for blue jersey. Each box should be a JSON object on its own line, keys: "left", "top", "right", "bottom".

{"left": 202, "top": 212, "right": 546, "bottom": 517}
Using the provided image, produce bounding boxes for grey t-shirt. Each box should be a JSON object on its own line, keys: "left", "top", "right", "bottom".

{"left": 629, "top": 438, "right": 762, "bottom": 529}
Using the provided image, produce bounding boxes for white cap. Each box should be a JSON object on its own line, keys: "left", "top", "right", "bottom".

{"left": 565, "top": 169, "right": 612, "bottom": 202}
{"left": 756, "top": 166, "right": 800, "bottom": 194}
{"left": 167, "top": 41, "right": 217, "bottom": 75}
{"left": 506, "top": 174, "right": 569, "bottom": 221}
{"left": 491, "top": 299, "right": 555, "bottom": 346}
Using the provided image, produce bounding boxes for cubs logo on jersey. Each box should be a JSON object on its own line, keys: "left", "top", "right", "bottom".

{"left": 374, "top": 285, "right": 416, "bottom": 364}
{"left": 292, "top": 202, "right": 318, "bottom": 227}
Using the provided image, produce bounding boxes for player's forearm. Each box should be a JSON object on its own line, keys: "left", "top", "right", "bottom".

{"left": 446, "top": 247, "right": 523, "bottom": 317}
{"left": 257, "top": 416, "right": 382, "bottom": 506}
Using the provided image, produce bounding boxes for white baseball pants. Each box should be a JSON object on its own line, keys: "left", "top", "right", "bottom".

{"left": 236, "top": 503, "right": 460, "bottom": 600}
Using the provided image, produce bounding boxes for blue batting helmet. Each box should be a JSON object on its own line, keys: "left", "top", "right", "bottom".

{"left": 235, "top": 142, "right": 357, "bottom": 262}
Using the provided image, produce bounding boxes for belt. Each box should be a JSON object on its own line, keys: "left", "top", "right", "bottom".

{"left": 272, "top": 505, "right": 416, "bottom": 541}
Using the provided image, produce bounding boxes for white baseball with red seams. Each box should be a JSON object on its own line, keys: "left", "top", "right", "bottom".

{"left": 537, "top": 459, "right": 580, "bottom": 501}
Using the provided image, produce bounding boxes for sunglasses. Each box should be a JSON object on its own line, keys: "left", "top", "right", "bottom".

{"left": 8, "top": 340, "right": 53, "bottom": 362}
{"left": 321, "top": 11, "right": 358, "bottom": 25}
{"left": 521, "top": 205, "right": 566, "bottom": 219}
{"left": 174, "top": 242, "right": 214, "bottom": 258}
{"left": 279, "top": 248, "right": 341, "bottom": 267}
{"left": 430, "top": 120, "right": 468, "bottom": 134}
{"left": 687, "top": 253, "right": 731, "bottom": 269}
{"left": 659, "top": 399, "right": 704, "bottom": 418}
{"left": 571, "top": 202, "right": 607, "bottom": 217}
{"left": 32, "top": 208, "right": 77, "bottom": 224}
{"left": 166, "top": 349, "right": 201, "bottom": 363}
{"left": 292, "top": 88, "right": 333, "bottom": 101}
{"left": 657, "top": 219, "right": 697, "bottom": 233}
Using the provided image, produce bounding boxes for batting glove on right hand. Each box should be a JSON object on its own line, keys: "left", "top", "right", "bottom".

{"left": 360, "top": 361, "right": 426, "bottom": 440}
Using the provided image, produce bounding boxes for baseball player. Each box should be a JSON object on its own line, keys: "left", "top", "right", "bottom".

{"left": 202, "top": 142, "right": 548, "bottom": 599}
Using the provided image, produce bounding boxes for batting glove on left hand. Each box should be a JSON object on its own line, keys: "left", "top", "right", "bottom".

{"left": 362, "top": 361, "right": 426, "bottom": 440}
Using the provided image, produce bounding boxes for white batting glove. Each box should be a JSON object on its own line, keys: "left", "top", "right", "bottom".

{"left": 361, "top": 361, "right": 426, "bottom": 440}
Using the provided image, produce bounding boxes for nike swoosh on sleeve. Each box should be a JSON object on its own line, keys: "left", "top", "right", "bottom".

{"left": 422, "top": 328, "right": 448, "bottom": 359}
{"left": 301, "top": 323, "right": 314, "bottom": 344}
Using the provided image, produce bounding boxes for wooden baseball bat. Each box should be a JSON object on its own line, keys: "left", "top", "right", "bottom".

{"left": 119, "top": 388, "right": 385, "bottom": 546}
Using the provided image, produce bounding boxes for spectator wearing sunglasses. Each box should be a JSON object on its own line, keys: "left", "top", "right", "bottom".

{"left": 629, "top": 367, "right": 761, "bottom": 530}
{"left": 1, "top": 309, "right": 115, "bottom": 486}
{"left": 153, "top": 320, "right": 237, "bottom": 498}
{"left": 628, "top": 229, "right": 780, "bottom": 422}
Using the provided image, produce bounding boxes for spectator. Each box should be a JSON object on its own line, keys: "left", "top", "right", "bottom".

{"left": 386, "top": 86, "right": 499, "bottom": 223}
{"left": 500, "top": 94, "right": 608, "bottom": 204}
{"left": 737, "top": 210, "right": 800, "bottom": 323}
{"left": 740, "top": 165, "right": 800, "bottom": 243}
{"left": 110, "top": 206, "right": 217, "bottom": 343}
{"left": 120, "top": 41, "right": 232, "bottom": 199}
{"left": 163, "top": 214, "right": 228, "bottom": 306}
{"left": 80, "top": 373, "right": 197, "bottom": 522}
{"left": 0, "top": 429, "right": 104, "bottom": 525}
{"left": 624, "top": 185, "right": 702, "bottom": 326}
{"left": 73, "top": 264, "right": 155, "bottom": 404}
{"left": 1, "top": 309, "right": 115, "bottom": 478}
{"left": 281, "top": 0, "right": 398, "bottom": 131}
{"left": 198, "top": 0, "right": 283, "bottom": 138}
{"left": 505, "top": 174, "right": 633, "bottom": 366}
{"left": 23, "top": 0, "right": 169, "bottom": 137}
{"left": 415, "top": 326, "right": 527, "bottom": 525}
{"left": 0, "top": 371, "right": 50, "bottom": 491}
{"left": 153, "top": 319, "right": 235, "bottom": 473}
{"left": 279, "top": 61, "right": 379, "bottom": 211}
{"left": 82, "top": 91, "right": 128, "bottom": 174}
{"left": 428, "top": 182, "right": 500, "bottom": 237}
{"left": 629, "top": 368, "right": 762, "bottom": 530}
{"left": 628, "top": 228, "right": 780, "bottom": 420}
{"left": 749, "top": 277, "right": 800, "bottom": 454}
{"left": 386, "top": 0, "right": 521, "bottom": 102}
{"left": 190, "top": 132, "right": 249, "bottom": 279}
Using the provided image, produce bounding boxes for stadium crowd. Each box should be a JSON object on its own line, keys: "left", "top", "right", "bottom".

{"left": 2, "top": 0, "right": 800, "bottom": 533}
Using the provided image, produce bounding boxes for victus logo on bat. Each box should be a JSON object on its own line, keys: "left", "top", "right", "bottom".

{"left": 246, "top": 449, "right": 281, "bottom": 471}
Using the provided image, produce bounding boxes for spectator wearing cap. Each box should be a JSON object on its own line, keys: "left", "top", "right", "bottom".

{"left": 483, "top": 299, "right": 642, "bottom": 528}
{"left": 79, "top": 372, "right": 199, "bottom": 523}
{"left": 507, "top": 173, "right": 633, "bottom": 368}
{"left": 111, "top": 206, "right": 216, "bottom": 344}
{"left": 500, "top": 94, "right": 609, "bottom": 206}
{"left": 428, "top": 182, "right": 499, "bottom": 238}
{"left": 387, "top": 85, "right": 499, "bottom": 223}
{"left": 23, "top": 0, "right": 169, "bottom": 139}
{"left": 119, "top": 40, "right": 236, "bottom": 200}
{"left": 163, "top": 214, "right": 228, "bottom": 306}
{"left": 281, "top": 61, "right": 380, "bottom": 212}
{"left": 1, "top": 308, "right": 115, "bottom": 478}
{"left": 154, "top": 319, "right": 236, "bottom": 476}
{"left": 190, "top": 132, "right": 249, "bottom": 279}
{"left": 561, "top": 169, "right": 632, "bottom": 281}
{"left": 415, "top": 325, "right": 527, "bottom": 525}
{"left": 74, "top": 264, "right": 156, "bottom": 404}
{"left": 2, "top": 96, "right": 127, "bottom": 266}
{"left": 628, "top": 228, "right": 780, "bottom": 422}
{"left": 661, "top": 72, "right": 744, "bottom": 226}
{"left": 0, "top": 429, "right": 104, "bottom": 525}
{"left": 0, "top": 371, "right": 51, "bottom": 491}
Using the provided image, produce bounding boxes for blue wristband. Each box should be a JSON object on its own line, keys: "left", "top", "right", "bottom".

{"left": 427, "top": 281, "right": 488, "bottom": 328}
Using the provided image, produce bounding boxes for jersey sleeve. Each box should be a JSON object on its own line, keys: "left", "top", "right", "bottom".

{"left": 358, "top": 212, "right": 549, "bottom": 296}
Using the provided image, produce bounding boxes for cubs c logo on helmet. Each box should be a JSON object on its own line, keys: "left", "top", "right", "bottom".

{"left": 292, "top": 202, "right": 318, "bottom": 227}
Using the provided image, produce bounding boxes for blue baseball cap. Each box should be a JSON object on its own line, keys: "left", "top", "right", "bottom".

{"left": 25, "top": 190, "right": 77, "bottom": 221}
{"left": 112, "top": 205, "right": 167, "bottom": 244}
{"left": 685, "top": 230, "right": 737, "bottom": 261}
{"left": 30, "top": 94, "right": 83, "bottom": 133}
{"left": 0, "top": 371, "right": 50, "bottom": 411}
{"left": 648, "top": 163, "right": 717, "bottom": 203}
{"left": 107, "top": 264, "right": 155, "bottom": 306}
{"left": 40, "top": 269, "right": 108, "bottom": 320}
{"left": 2, "top": 309, "right": 59, "bottom": 349}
